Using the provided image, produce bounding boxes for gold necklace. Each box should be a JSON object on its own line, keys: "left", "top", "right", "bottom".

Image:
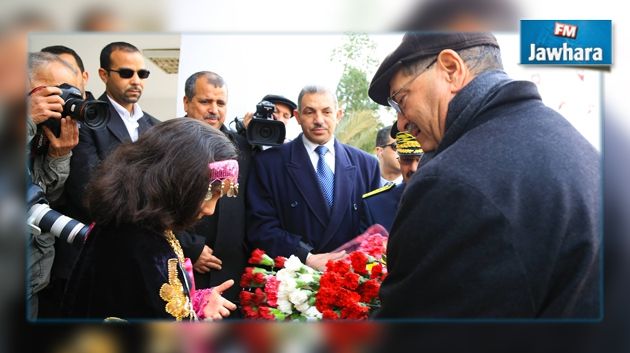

{"left": 160, "top": 229, "right": 193, "bottom": 320}
{"left": 164, "top": 229, "right": 185, "bottom": 264}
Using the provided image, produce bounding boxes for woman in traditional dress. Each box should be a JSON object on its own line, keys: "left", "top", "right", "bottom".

{"left": 63, "top": 118, "right": 239, "bottom": 320}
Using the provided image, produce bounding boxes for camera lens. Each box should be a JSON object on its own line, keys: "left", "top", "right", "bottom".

{"left": 28, "top": 203, "right": 90, "bottom": 246}
{"left": 259, "top": 126, "right": 272, "bottom": 139}
{"left": 79, "top": 101, "right": 109, "bottom": 129}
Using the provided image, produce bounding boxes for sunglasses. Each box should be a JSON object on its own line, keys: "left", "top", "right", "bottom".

{"left": 379, "top": 142, "right": 397, "bottom": 151}
{"left": 107, "top": 68, "right": 150, "bottom": 79}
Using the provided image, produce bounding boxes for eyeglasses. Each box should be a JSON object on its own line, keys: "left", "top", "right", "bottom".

{"left": 107, "top": 68, "right": 150, "bottom": 79}
{"left": 379, "top": 142, "right": 397, "bottom": 151}
{"left": 387, "top": 58, "right": 436, "bottom": 115}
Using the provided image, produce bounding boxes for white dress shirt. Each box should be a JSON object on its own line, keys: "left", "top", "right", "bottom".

{"left": 106, "top": 95, "right": 144, "bottom": 142}
{"left": 302, "top": 135, "right": 336, "bottom": 174}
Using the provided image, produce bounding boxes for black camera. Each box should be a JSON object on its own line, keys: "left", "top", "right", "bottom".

{"left": 26, "top": 182, "right": 90, "bottom": 247}
{"left": 246, "top": 100, "right": 286, "bottom": 146}
{"left": 41, "top": 83, "right": 109, "bottom": 135}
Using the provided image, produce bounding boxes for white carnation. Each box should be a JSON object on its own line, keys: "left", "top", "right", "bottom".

{"left": 284, "top": 255, "right": 305, "bottom": 273}
{"left": 277, "top": 298, "right": 293, "bottom": 314}
{"left": 289, "top": 289, "right": 309, "bottom": 306}
{"left": 304, "top": 306, "right": 323, "bottom": 320}
{"left": 295, "top": 301, "right": 312, "bottom": 313}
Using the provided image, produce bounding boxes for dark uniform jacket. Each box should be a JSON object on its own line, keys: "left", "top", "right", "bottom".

{"left": 376, "top": 71, "right": 601, "bottom": 318}
{"left": 362, "top": 183, "right": 405, "bottom": 232}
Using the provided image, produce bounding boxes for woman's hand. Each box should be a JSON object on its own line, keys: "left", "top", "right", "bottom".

{"left": 201, "top": 279, "right": 237, "bottom": 320}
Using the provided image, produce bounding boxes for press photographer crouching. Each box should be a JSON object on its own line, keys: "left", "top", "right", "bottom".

{"left": 234, "top": 94, "right": 297, "bottom": 147}
{"left": 26, "top": 52, "right": 107, "bottom": 319}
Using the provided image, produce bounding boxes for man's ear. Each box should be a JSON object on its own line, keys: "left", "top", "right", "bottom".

{"left": 436, "top": 49, "right": 468, "bottom": 92}
{"left": 336, "top": 108, "right": 344, "bottom": 122}
{"left": 82, "top": 71, "right": 89, "bottom": 84}
{"left": 293, "top": 109, "right": 302, "bottom": 125}
{"left": 183, "top": 96, "right": 189, "bottom": 113}
{"left": 98, "top": 68, "right": 108, "bottom": 84}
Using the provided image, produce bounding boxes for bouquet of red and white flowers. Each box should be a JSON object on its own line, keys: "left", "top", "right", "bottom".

{"left": 239, "top": 224, "right": 388, "bottom": 321}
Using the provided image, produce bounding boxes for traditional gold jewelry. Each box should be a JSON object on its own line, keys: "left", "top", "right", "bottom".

{"left": 164, "top": 229, "right": 185, "bottom": 264}
{"left": 159, "top": 230, "right": 192, "bottom": 320}
{"left": 159, "top": 258, "right": 191, "bottom": 321}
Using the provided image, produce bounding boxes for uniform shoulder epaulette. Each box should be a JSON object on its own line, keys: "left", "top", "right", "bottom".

{"left": 362, "top": 183, "right": 395, "bottom": 199}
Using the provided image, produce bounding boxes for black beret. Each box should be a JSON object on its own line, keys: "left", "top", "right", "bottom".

{"left": 390, "top": 123, "right": 399, "bottom": 139}
{"left": 369, "top": 32, "right": 500, "bottom": 106}
{"left": 262, "top": 94, "right": 297, "bottom": 115}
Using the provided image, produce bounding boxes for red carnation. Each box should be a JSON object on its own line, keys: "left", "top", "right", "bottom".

{"left": 249, "top": 248, "right": 266, "bottom": 264}
{"left": 349, "top": 251, "right": 368, "bottom": 275}
{"left": 274, "top": 256, "right": 286, "bottom": 268}
{"left": 369, "top": 263, "right": 383, "bottom": 279}
{"left": 359, "top": 279, "right": 380, "bottom": 303}
{"left": 258, "top": 306, "right": 275, "bottom": 320}
{"left": 342, "top": 272, "right": 360, "bottom": 290}
{"left": 253, "top": 288, "right": 266, "bottom": 305}
{"left": 242, "top": 305, "right": 259, "bottom": 319}
{"left": 322, "top": 309, "right": 340, "bottom": 320}
{"left": 240, "top": 267, "right": 254, "bottom": 287}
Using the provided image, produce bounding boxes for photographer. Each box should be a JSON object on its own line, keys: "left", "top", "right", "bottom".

{"left": 27, "top": 51, "right": 82, "bottom": 204}
{"left": 26, "top": 51, "right": 83, "bottom": 319}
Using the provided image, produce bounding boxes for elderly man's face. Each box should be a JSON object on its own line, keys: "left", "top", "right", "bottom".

{"left": 184, "top": 78, "right": 228, "bottom": 130}
{"left": 389, "top": 58, "right": 455, "bottom": 152}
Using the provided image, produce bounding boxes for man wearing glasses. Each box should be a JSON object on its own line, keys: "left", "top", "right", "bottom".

{"left": 65, "top": 41, "right": 159, "bottom": 223}
{"left": 374, "top": 125, "right": 402, "bottom": 187}
{"left": 45, "top": 42, "right": 159, "bottom": 317}
{"left": 368, "top": 32, "right": 600, "bottom": 318}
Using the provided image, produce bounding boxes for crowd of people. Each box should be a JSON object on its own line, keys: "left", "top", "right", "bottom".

{"left": 26, "top": 32, "right": 601, "bottom": 321}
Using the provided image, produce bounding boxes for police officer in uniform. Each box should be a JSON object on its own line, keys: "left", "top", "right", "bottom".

{"left": 361, "top": 132, "right": 423, "bottom": 232}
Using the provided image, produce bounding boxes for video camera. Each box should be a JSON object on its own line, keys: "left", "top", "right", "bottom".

{"left": 40, "top": 83, "right": 109, "bottom": 136}
{"left": 242, "top": 100, "right": 286, "bottom": 146}
{"left": 26, "top": 182, "right": 90, "bottom": 247}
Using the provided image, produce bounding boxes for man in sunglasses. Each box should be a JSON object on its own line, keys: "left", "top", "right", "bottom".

{"left": 46, "top": 42, "right": 159, "bottom": 318}
{"left": 368, "top": 32, "right": 600, "bottom": 319}
{"left": 65, "top": 41, "right": 159, "bottom": 224}
{"left": 374, "top": 125, "right": 402, "bottom": 187}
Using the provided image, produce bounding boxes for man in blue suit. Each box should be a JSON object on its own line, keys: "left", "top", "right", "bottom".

{"left": 246, "top": 85, "right": 381, "bottom": 271}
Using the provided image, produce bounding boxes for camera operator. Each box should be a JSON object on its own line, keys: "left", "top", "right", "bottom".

{"left": 243, "top": 94, "right": 296, "bottom": 128}
{"left": 26, "top": 51, "right": 83, "bottom": 319}
{"left": 240, "top": 94, "right": 297, "bottom": 145}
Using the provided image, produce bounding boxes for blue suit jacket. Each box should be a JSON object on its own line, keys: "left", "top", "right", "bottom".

{"left": 246, "top": 135, "right": 380, "bottom": 262}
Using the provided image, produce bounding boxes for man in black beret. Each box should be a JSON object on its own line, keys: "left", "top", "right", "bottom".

{"left": 369, "top": 32, "right": 600, "bottom": 318}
